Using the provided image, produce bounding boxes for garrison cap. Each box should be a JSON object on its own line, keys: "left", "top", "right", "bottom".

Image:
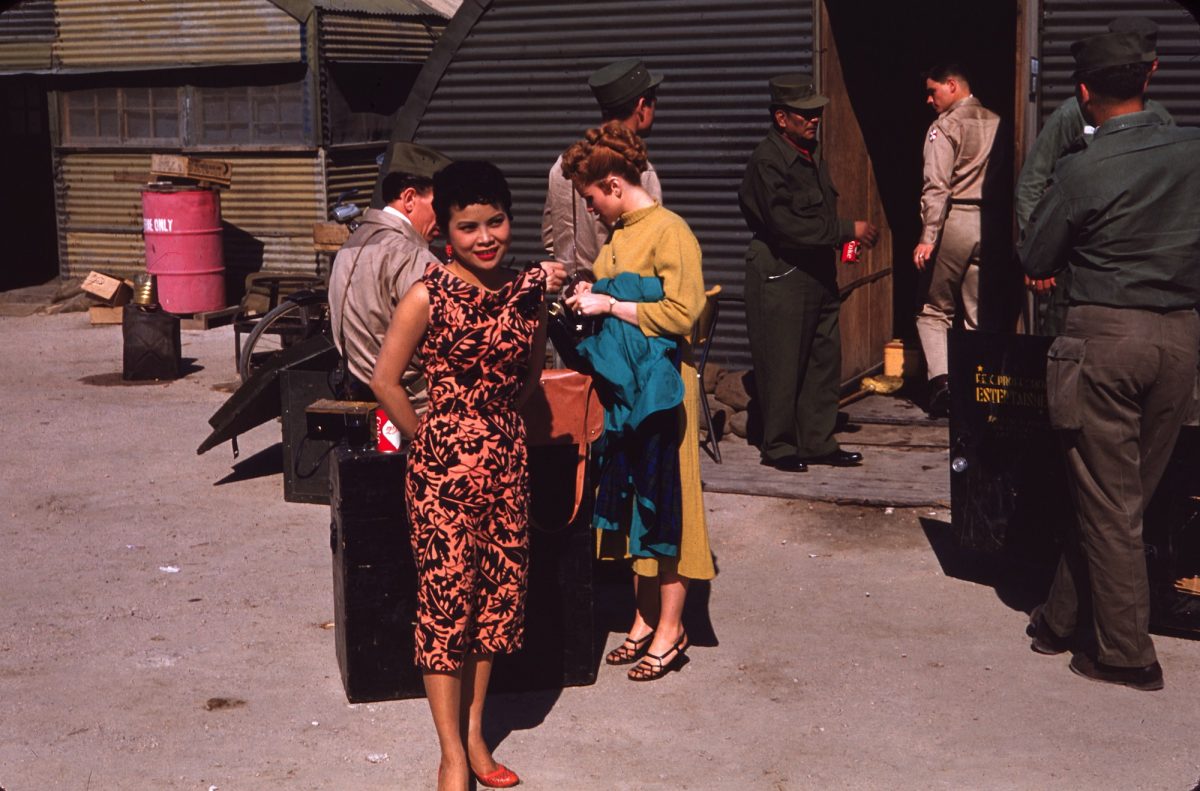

{"left": 768, "top": 74, "right": 829, "bottom": 111}
{"left": 385, "top": 141, "right": 452, "bottom": 180}
{"left": 1071, "top": 31, "right": 1147, "bottom": 75}
{"left": 588, "top": 59, "right": 663, "bottom": 110}
{"left": 1108, "top": 16, "right": 1159, "bottom": 62}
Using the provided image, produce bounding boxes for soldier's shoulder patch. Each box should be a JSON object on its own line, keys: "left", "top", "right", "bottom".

{"left": 928, "top": 128, "right": 940, "bottom": 142}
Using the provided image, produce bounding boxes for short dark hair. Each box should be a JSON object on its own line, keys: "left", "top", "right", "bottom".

{"left": 432, "top": 161, "right": 513, "bottom": 231}
{"left": 381, "top": 172, "right": 434, "bottom": 205}
{"left": 600, "top": 87, "right": 657, "bottom": 122}
{"left": 923, "top": 63, "right": 971, "bottom": 85}
{"left": 1078, "top": 62, "right": 1151, "bottom": 102}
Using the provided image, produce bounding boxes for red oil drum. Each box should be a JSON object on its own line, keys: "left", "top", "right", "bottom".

{"left": 142, "top": 184, "right": 225, "bottom": 314}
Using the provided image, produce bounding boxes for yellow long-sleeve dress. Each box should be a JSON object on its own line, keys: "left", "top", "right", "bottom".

{"left": 593, "top": 202, "right": 716, "bottom": 581}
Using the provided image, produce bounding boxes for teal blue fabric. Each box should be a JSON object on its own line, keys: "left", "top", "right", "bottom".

{"left": 579, "top": 273, "right": 684, "bottom": 558}
{"left": 577, "top": 273, "right": 682, "bottom": 432}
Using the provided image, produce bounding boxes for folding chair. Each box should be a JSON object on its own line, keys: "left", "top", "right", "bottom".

{"left": 692, "top": 284, "right": 722, "bottom": 463}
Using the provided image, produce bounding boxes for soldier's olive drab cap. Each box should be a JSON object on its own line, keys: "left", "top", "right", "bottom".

{"left": 386, "top": 141, "right": 452, "bottom": 179}
{"left": 1108, "top": 16, "right": 1160, "bottom": 62}
{"left": 1072, "top": 31, "right": 1147, "bottom": 75}
{"left": 768, "top": 74, "right": 829, "bottom": 111}
{"left": 588, "top": 59, "right": 663, "bottom": 110}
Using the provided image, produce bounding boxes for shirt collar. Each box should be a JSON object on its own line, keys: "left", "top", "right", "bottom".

{"left": 382, "top": 205, "right": 413, "bottom": 228}
{"left": 769, "top": 128, "right": 819, "bottom": 166}
{"left": 1094, "top": 110, "right": 1163, "bottom": 139}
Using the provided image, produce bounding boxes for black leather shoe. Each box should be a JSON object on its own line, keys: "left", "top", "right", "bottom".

{"left": 1069, "top": 653, "right": 1164, "bottom": 691}
{"left": 798, "top": 449, "right": 863, "bottom": 467}
{"left": 1026, "top": 605, "right": 1072, "bottom": 655}
{"left": 761, "top": 456, "right": 808, "bottom": 472}
{"left": 927, "top": 374, "right": 950, "bottom": 418}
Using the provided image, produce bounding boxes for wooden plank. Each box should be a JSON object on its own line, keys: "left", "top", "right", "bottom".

{"left": 89, "top": 305, "right": 125, "bottom": 325}
{"left": 179, "top": 305, "right": 239, "bottom": 331}
{"left": 149, "top": 154, "right": 233, "bottom": 187}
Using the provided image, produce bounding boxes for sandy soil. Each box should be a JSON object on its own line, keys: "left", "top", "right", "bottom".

{"left": 2, "top": 313, "right": 1199, "bottom": 791}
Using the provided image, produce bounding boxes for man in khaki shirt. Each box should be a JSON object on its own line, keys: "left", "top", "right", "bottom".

{"left": 912, "top": 64, "right": 1001, "bottom": 417}
{"left": 543, "top": 59, "right": 663, "bottom": 275}
{"left": 329, "top": 142, "right": 451, "bottom": 405}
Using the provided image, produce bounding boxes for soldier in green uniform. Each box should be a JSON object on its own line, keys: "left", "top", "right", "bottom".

{"left": 1015, "top": 16, "right": 1172, "bottom": 336}
{"left": 738, "top": 75, "right": 878, "bottom": 471}
{"left": 1019, "top": 31, "right": 1200, "bottom": 691}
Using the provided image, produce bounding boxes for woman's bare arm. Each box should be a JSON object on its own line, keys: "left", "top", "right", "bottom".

{"left": 369, "top": 283, "right": 430, "bottom": 438}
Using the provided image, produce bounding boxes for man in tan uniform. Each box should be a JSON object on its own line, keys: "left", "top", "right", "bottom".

{"left": 912, "top": 64, "right": 1001, "bottom": 417}
{"left": 329, "top": 142, "right": 451, "bottom": 404}
{"left": 543, "top": 59, "right": 664, "bottom": 275}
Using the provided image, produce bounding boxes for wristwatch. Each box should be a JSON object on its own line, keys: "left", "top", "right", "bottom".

{"left": 607, "top": 296, "right": 617, "bottom": 313}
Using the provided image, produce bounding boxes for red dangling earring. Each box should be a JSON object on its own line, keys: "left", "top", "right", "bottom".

{"left": 444, "top": 243, "right": 454, "bottom": 263}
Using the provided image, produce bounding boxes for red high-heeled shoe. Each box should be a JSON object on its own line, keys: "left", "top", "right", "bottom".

{"left": 473, "top": 763, "right": 520, "bottom": 788}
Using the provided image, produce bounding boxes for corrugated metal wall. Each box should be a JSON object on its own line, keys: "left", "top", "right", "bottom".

{"left": 319, "top": 11, "right": 442, "bottom": 62}
{"left": 54, "top": 0, "right": 303, "bottom": 70}
{"left": 325, "top": 145, "right": 385, "bottom": 211}
{"left": 398, "top": 0, "right": 816, "bottom": 368}
{"left": 56, "top": 152, "right": 324, "bottom": 284}
{"left": 1040, "top": 1, "right": 1200, "bottom": 126}
{"left": 0, "top": 0, "right": 54, "bottom": 71}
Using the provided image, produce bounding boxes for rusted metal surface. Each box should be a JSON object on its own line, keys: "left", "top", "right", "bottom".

{"left": 54, "top": 0, "right": 303, "bottom": 70}
{"left": 56, "top": 151, "right": 325, "bottom": 279}
{"left": 0, "top": 0, "right": 54, "bottom": 71}
{"left": 319, "top": 12, "right": 442, "bottom": 62}
{"left": 324, "top": 145, "right": 386, "bottom": 212}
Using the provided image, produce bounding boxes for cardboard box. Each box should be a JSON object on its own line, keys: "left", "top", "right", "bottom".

{"left": 89, "top": 305, "right": 125, "bottom": 325}
{"left": 81, "top": 271, "right": 133, "bottom": 306}
{"left": 149, "top": 154, "right": 232, "bottom": 187}
{"left": 313, "top": 221, "right": 350, "bottom": 251}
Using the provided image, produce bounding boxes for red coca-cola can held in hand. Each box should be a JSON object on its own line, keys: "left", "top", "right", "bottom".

{"left": 376, "top": 408, "right": 402, "bottom": 453}
{"left": 841, "top": 240, "right": 861, "bottom": 264}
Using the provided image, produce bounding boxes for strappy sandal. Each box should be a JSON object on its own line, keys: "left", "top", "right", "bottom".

{"left": 605, "top": 631, "right": 654, "bottom": 665}
{"left": 627, "top": 632, "right": 689, "bottom": 682}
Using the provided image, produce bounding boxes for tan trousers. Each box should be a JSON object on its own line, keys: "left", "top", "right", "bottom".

{"left": 916, "top": 207, "right": 981, "bottom": 379}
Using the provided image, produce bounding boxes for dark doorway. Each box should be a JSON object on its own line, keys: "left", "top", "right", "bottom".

{"left": 825, "top": 0, "right": 1018, "bottom": 340}
{"left": 0, "top": 77, "right": 58, "bottom": 291}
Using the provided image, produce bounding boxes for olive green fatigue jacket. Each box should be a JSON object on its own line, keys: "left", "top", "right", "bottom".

{"left": 1018, "top": 112, "right": 1200, "bottom": 310}
{"left": 1015, "top": 96, "right": 1172, "bottom": 232}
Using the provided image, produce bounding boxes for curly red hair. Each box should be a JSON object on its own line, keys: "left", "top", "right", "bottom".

{"left": 560, "top": 120, "right": 649, "bottom": 193}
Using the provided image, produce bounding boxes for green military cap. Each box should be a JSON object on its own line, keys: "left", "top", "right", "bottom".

{"left": 385, "top": 141, "right": 452, "bottom": 180}
{"left": 1071, "top": 31, "right": 1146, "bottom": 75}
{"left": 768, "top": 74, "right": 829, "bottom": 111}
{"left": 1108, "top": 16, "right": 1159, "bottom": 62}
{"left": 588, "top": 59, "right": 663, "bottom": 110}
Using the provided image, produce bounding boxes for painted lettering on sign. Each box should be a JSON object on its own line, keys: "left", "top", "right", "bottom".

{"left": 973, "top": 365, "right": 1046, "bottom": 410}
{"left": 143, "top": 218, "right": 174, "bottom": 233}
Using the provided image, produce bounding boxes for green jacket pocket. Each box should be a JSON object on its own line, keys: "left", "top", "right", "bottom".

{"left": 1045, "top": 336, "right": 1086, "bottom": 430}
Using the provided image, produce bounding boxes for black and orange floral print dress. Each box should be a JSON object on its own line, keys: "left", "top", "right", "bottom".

{"left": 405, "top": 261, "right": 546, "bottom": 672}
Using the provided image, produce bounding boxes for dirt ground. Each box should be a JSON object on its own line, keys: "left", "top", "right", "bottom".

{"left": 3, "top": 313, "right": 1200, "bottom": 791}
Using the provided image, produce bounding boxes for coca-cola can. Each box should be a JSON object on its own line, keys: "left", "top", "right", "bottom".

{"left": 376, "top": 408, "right": 402, "bottom": 453}
{"left": 841, "top": 240, "right": 861, "bottom": 264}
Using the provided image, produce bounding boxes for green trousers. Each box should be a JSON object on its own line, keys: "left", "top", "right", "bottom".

{"left": 744, "top": 242, "right": 841, "bottom": 462}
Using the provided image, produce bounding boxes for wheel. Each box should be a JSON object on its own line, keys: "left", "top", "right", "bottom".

{"left": 237, "top": 289, "right": 330, "bottom": 382}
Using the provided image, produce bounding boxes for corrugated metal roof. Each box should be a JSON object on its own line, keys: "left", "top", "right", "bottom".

{"left": 268, "top": 0, "right": 448, "bottom": 21}
{"left": 0, "top": 0, "right": 53, "bottom": 39}
{"left": 320, "top": 12, "right": 442, "bottom": 62}
{"left": 391, "top": 0, "right": 816, "bottom": 368}
{"left": 55, "top": 0, "right": 302, "bottom": 70}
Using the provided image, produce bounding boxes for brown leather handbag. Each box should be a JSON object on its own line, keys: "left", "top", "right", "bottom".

{"left": 521, "top": 369, "right": 604, "bottom": 523}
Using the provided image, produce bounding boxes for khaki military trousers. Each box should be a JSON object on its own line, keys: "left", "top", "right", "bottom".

{"left": 916, "top": 206, "right": 981, "bottom": 379}
{"left": 1041, "top": 305, "right": 1200, "bottom": 667}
